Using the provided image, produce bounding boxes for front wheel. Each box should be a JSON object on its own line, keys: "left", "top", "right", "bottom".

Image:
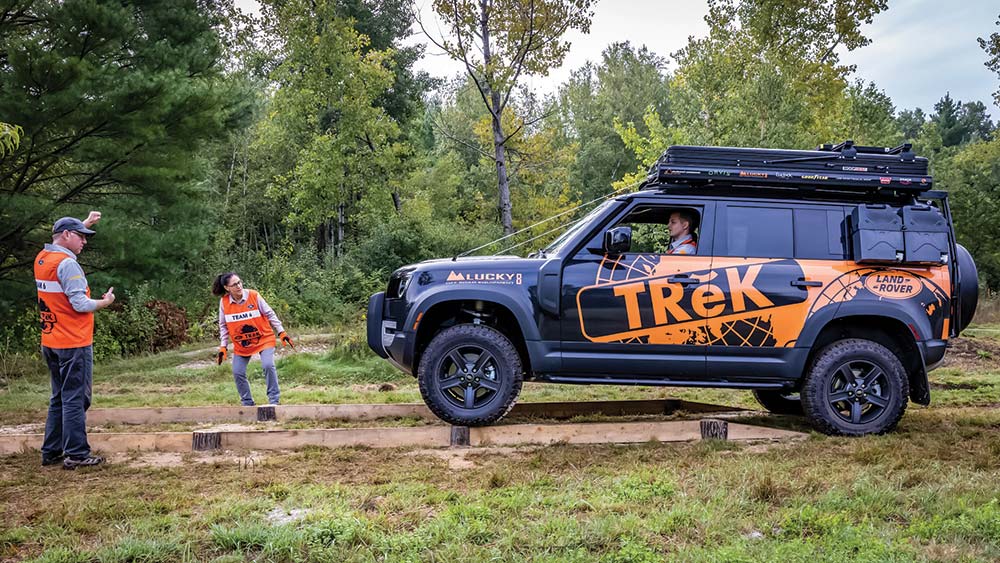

{"left": 417, "top": 324, "right": 523, "bottom": 426}
{"left": 801, "top": 338, "right": 908, "bottom": 436}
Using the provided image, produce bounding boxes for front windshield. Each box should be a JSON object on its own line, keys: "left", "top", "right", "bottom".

{"left": 543, "top": 199, "right": 619, "bottom": 255}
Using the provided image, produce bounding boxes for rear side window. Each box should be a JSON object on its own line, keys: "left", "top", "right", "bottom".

{"left": 794, "top": 208, "right": 848, "bottom": 260}
{"left": 718, "top": 204, "right": 847, "bottom": 259}
{"left": 722, "top": 206, "right": 793, "bottom": 257}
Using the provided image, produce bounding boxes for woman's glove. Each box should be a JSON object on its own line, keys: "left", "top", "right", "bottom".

{"left": 279, "top": 331, "right": 295, "bottom": 349}
{"left": 215, "top": 346, "right": 227, "bottom": 365}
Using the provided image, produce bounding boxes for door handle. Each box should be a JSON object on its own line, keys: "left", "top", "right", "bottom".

{"left": 791, "top": 278, "right": 823, "bottom": 288}
{"left": 666, "top": 275, "right": 700, "bottom": 285}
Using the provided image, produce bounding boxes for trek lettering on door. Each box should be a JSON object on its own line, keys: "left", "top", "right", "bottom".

{"left": 576, "top": 260, "right": 808, "bottom": 342}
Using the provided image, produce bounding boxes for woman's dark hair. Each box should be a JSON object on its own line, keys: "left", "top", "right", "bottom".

{"left": 212, "top": 272, "right": 239, "bottom": 297}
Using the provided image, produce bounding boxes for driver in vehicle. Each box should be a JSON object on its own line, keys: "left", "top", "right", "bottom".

{"left": 666, "top": 209, "right": 698, "bottom": 255}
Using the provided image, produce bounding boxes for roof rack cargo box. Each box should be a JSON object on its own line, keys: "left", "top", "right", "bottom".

{"left": 902, "top": 204, "right": 950, "bottom": 265}
{"left": 647, "top": 141, "right": 932, "bottom": 193}
{"left": 850, "top": 204, "right": 904, "bottom": 264}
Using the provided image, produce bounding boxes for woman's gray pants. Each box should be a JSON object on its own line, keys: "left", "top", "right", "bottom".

{"left": 232, "top": 347, "right": 280, "bottom": 405}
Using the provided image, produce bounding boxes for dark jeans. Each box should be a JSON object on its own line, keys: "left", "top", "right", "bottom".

{"left": 41, "top": 345, "right": 93, "bottom": 459}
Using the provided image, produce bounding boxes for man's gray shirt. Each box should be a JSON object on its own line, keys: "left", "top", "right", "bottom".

{"left": 45, "top": 243, "right": 100, "bottom": 313}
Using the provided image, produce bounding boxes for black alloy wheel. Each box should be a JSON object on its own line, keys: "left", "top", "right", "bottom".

{"left": 825, "top": 359, "right": 891, "bottom": 425}
{"left": 418, "top": 324, "right": 523, "bottom": 426}
{"left": 801, "top": 338, "right": 908, "bottom": 436}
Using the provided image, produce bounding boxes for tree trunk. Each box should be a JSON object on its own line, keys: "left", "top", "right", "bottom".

{"left": 480, "top": 0, "right": 513, "bottom": 236}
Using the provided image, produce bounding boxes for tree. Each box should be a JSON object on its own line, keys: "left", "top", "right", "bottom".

{"left": 558, "top": 42, "right": 671, "bottom": 200}
{"left": 979, "top": 13, "right": 1000, "bottom": 108}
{"left": 896, "top": 108, "right": 926, "bottom": 140}
{"left": 421, "top": 0, "right": 596, "bottom": 234}
{"left": 252, "top": 0, "right": 404, "bottom": 255}
{"left": 929, "top": 94, "right": 995, "bottom": 148}
{"left": 0, "top": 0, "right": 250, "bottom": 300}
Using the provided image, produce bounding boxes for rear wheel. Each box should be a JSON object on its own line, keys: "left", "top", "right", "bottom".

{"left": 801, "top": 338, "right": 908, "bottom": 436}
{"left": 417, "top": 324, "right": 523, "bottom": 426}
{"left": 752, "top": 390, "right": 803, "bottom": 415}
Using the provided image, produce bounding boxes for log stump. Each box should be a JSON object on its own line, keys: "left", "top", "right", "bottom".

{"left": 700, "top": 418, "right": 729, "bottom": 440}
{"left": 192, "top": 431, "right": 221, "bottom": 451}
{"left": 450, "top": 426, "right": 470, "bottom": 447}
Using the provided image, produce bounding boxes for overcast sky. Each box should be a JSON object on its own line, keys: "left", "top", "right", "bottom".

{"left": 408, "top": 0, "right": 1000, "bottom": 115}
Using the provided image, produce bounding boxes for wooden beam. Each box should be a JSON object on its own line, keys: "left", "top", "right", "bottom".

{"left": 79, "top": 399, "right": 742, "bottom": 426}
{"left": 0, "top": 420, "right": 804, "bottom": 455}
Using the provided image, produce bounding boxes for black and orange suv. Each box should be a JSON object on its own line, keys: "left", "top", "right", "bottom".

{"left": 367, "top": 141, "right": 979, "bottom": 436}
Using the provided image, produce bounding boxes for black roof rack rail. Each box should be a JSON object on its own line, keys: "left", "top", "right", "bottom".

{"left": 644, "top": 142, "right": 931, "bottom": 193}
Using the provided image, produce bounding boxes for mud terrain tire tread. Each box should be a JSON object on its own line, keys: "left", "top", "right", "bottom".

{"left": 801, "top": 338, "right": 908, "bottom": 436}
{"left": 418, "top": 324, "right": 523, "bottom": 426}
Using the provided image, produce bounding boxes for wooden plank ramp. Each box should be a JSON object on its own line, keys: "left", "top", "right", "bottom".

{"left": 0, "top": 419, "right": 804, "bottom": 455}
{"left": 84, "top": 399, "right": 742, "bottom": 426}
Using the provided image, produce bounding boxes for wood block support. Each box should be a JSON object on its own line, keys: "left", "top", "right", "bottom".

{"left": 192, "top": 431, "right": 221, "bottom": 451}
{"left": 700, "top": 418, "right": 729, "bottom": 440}
{"left": 450, "top": 426, "right": 470, "bottom": 447}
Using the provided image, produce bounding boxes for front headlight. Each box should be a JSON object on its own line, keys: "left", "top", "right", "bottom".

{"left": 395, "top": 272, "right": 412, "bottom": 298}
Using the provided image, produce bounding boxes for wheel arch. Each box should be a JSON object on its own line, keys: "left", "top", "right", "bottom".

{"left": 410, "top": 294, "right": 533, "bottom": 378}
{"left": 803, "top": 314, "right": 928, "bottom": 405}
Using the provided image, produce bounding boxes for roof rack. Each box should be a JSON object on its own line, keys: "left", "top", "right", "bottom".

{"left": 645, "top": 141, "right": 932, "bottom": 193}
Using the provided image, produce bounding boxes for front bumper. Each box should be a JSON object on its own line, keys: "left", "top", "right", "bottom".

{"left": 366, "top": 291, "right": 411, "bottom": 373}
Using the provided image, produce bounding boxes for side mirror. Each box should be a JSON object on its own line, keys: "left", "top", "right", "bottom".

{"left": 604, "top": 226, "right": 632, "bottom": 255}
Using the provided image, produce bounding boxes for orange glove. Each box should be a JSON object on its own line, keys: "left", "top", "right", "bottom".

{"left": 215, "top": 346, "right": 227, "bottom": 365}
{"left": 279, "top": 331, "right": 294, "bottom": 349}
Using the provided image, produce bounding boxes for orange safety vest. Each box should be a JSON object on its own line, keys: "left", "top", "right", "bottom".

{"left": 35, "top": 249, "right": 94, "bottom": 349}
{"left": 221, "top": 289, "right": 276, "bottom": 356}
{"left": 667, "top": 237, "right": 697, "bottom": 255}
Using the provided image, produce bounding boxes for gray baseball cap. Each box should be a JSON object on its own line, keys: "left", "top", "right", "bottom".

{"left": 52, "top": 217, "right": 96, "bottom": 235}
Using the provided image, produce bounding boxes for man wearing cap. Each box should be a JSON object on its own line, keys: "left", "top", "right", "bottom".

{"left": 35, "top": 211, "right": 115, "bottom": 470}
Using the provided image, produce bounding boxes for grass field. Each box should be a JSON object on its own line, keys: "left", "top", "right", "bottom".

{"left": 1, "top": 325, "right": 999, "bottom": 562}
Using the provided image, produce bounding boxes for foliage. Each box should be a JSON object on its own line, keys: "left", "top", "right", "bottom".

{"left": 0, "top": 122, "right": 21, "bottom": 156}
{"left": 937, "top": 138, "right": 1000, "bottom": 290}
{"left": 979, "top": 12, "right": 1000, "bottom": 108}
{"left": 0, "top": 0, "right": 252, "bottom": 309}
{"left": 426, "top": 0, "right": 596, "bottom": 234}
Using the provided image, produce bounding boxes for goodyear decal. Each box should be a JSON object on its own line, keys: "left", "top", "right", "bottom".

{"left": 446, "top": 271, "right": 523, "bottom": 285}
{"left": 577, "top": 260, "right": 807, "bottom": 342}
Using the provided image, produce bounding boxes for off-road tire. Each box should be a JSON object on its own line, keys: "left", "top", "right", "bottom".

{"left": 801, "top": 338, "right": 908, "bottom": 436}
{"left": 418, "top": 324, "right": 523, "bottom": 426}
{"left": 752, "top": 390, "right": 804, "bottom": 416}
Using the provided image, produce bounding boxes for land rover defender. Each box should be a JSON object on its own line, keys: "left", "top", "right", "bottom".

{"left": 367, "top": 141, "right": 979, "bottom": 436}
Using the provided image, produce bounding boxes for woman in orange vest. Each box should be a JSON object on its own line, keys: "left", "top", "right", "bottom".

{"left": 212, "top": 272, "right": 294, "bottom": 405}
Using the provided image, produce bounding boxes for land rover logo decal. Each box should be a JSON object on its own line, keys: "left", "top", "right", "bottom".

{"left": 864, "top": 270, "right": 921, "bottom": 299}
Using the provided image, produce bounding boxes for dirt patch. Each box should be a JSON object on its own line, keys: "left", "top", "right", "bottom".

{"left": 0, "top": 423, "right": 43, "bottom": 435}
{"left": 939, "top": 336, "right": 1000, "bottom": 370}
{"left": 929, "top": 381, "right": 981, "bottom": 390}
{"left": 112, "top": 450, "right": 275, "bottom": 468}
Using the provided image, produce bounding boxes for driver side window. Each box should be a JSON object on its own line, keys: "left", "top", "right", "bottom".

{"left": 613, "top": 205, "right": 702, "bottom": 255}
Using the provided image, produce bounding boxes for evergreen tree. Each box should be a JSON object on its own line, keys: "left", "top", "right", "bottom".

{"left": 0, "top": 0, "right": 251, "bottom": 308}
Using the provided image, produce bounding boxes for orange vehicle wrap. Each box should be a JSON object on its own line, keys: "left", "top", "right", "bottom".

{"left": 576, "top": 254, "right": 950, "bottom": 347}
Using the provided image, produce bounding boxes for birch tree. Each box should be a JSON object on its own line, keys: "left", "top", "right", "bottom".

{"left": 422, "top": 0, "right": 595, "bottom": 234}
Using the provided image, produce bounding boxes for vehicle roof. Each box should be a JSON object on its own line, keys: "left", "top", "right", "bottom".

{"left": 625, "top": 183, "right": 946, "bottom": 206}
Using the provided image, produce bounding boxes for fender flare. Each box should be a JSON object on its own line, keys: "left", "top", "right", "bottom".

{"left": 404, "top": 286, "right": 540, "bottom": 342}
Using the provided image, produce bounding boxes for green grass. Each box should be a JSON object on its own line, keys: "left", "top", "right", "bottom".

{"left": 2, "top": 325, "right": 1000, "bottom": 561}
{"left": 2, "top": 407, "right": 1000, "bottom": 561}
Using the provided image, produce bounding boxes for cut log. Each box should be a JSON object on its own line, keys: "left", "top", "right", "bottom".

{"left": 700, "top": 418, "right": 729, "bottom": 440}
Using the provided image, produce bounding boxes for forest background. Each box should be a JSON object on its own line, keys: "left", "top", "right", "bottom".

{"left": 2, "top": 0, "right": 1000, "bottom": 363}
